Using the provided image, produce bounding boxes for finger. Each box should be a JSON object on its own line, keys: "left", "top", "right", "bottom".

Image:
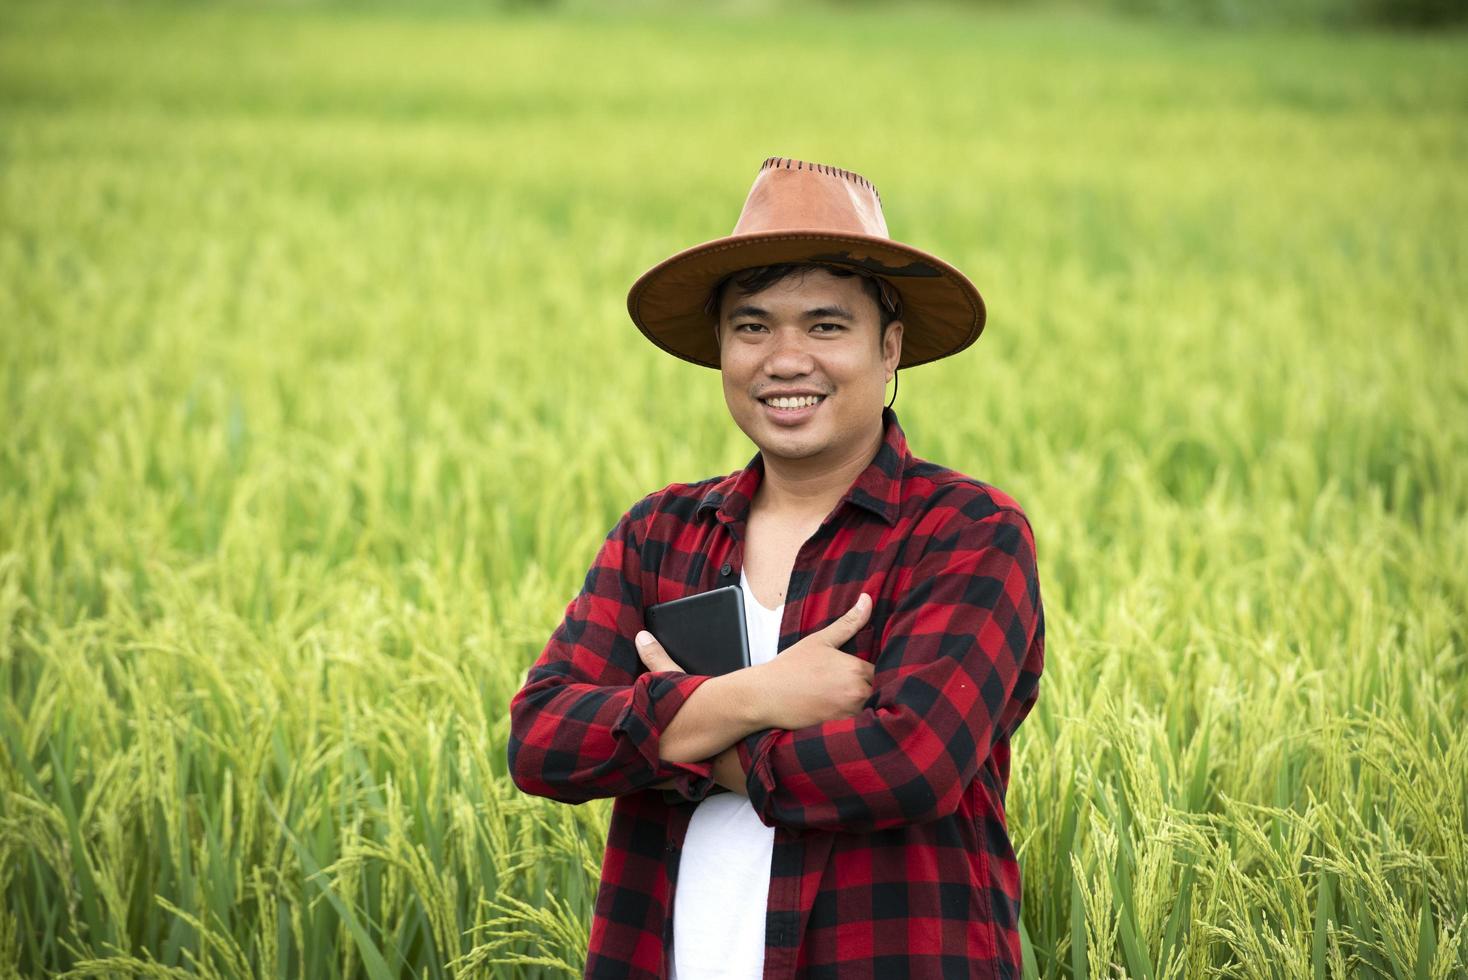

{"left": 818, "top": 592, "right": 872, "bottom": 647}
{"left": 635, "top": 630, "right": 683, "bottom": 673}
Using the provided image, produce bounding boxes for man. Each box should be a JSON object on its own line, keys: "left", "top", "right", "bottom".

{"left": 508, "top": 156, "right": 1045, "bottom": 980}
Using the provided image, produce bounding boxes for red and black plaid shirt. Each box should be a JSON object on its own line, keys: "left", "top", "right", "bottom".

{"left": 508, "top": 406, "right": 1045, "bottom": 979}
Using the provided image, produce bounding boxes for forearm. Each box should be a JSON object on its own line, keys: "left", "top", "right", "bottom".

{"left": 656, "top": 667, "right": 767, "bottom": 764}
{"left": 737, "top": 708, "right": 972, "bottom": 832}
{"left": 508, "top": 670, "right": 716, "bottom": 802}
{"left": 652, "top": 747, "right": 747, "bottom": 798}
{"left": 712, "top": 745, "right": 748, "bottom": 795}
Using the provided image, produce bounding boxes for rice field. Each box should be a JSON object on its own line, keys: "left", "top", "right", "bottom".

{"left": 1, "top": 0, "right": 1465, "bottom": 977}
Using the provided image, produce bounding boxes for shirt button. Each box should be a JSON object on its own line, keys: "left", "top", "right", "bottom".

{"left": 720, "top": 562, "right": 733, "bottom": 577}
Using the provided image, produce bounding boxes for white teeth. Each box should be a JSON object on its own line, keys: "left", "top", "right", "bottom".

{"left": 763, "top": 395, "right": 823, "bottom": 410}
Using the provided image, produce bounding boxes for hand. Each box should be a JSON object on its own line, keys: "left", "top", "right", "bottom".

{"left": 634, "top": 629, "right": 684, "bottom": 675}
{"left": 747, "top": 593, "right": 875, "bottom": 731}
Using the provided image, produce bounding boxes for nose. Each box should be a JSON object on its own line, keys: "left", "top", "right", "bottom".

{"left": 763, "top": 326, "right": 816, "bottom": 377}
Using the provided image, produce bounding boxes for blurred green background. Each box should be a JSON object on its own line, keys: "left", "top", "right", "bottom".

{"left": 2, "top": 0, "right": 1465, "bottom": 977}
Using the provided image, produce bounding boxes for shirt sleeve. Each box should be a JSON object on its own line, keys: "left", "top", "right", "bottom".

{"left": 508, "top": 499, "right": 718, "bottom": 804}
{"left": 734, "top": 504, "right": 1043, "bottom": 832}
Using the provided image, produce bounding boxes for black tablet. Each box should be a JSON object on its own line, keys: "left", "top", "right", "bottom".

{"left": 645, "top": 585, "right": 751, "bottom": 676}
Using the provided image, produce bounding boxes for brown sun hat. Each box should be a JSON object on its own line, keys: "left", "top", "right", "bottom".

{"left": 626, "top": 155, "right": 986, "bottom": 370}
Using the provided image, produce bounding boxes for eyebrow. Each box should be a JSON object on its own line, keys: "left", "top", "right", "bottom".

{"left": 725, "top": 304, "right": 857, "bottom": 321}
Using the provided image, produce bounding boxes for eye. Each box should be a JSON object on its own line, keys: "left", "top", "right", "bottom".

{"left": 733, "top": 323, "right": 766, "bottom": 333}
{"left": 813, "top": 323, "right": 845, "bottom": 333}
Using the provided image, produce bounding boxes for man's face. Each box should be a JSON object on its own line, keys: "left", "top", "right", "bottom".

{"left": 715, "top": 267, "right": 903, "bottom": 465}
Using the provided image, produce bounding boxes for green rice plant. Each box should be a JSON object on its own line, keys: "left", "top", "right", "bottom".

{"left": 1, "top": 0, "right": 1464, "bottom": 977}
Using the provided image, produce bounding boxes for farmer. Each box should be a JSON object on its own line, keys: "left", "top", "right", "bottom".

{"left": 508, "top": 156, "right": 1045, "bottom": 979}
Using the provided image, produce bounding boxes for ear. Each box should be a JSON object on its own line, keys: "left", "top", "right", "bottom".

{"left": 883, "top": 320, "right": 903, "bottom": 379}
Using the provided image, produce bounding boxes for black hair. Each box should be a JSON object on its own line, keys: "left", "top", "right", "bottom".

{"left": 704, "top": 262, "right": 903, "bottom": 349}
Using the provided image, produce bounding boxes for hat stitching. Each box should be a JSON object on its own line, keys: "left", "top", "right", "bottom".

{"left": 760, "top": 156, "right": 882, "bottom": 204}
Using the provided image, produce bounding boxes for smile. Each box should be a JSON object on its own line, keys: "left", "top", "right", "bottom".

{"left": 759, "top": 395, "right": 825, "bottom": 410}
{"left": 757, "top": 394, "right": 826, "bottom": 424}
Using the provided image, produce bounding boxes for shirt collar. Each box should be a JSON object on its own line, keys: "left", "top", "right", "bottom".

{"left": 696, "top": 406, "right": 908, "bottom": 530}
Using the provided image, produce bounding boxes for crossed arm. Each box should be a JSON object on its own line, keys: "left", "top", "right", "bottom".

{"left": 508, "top": 500, "right": 1043, "bottom": 832}
{"left": 636, "top": 601, "right": 874, "bottom": 797}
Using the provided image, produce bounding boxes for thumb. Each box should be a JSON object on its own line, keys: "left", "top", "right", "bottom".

{"left": 819, "top": 593, "right": 871, "bottom": 648}
{"left": 635, "top": 630, "right": 683, "bottom": 674}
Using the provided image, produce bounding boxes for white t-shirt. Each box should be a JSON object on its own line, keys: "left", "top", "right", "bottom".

{"left": 670, "top": 569, "right": 783, "bottom": 980}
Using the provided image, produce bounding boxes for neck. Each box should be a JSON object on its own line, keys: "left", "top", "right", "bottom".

{"left": 752, "top": 418, "right": 885, "bottom": 521}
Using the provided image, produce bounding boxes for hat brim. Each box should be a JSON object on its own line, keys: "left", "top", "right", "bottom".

{"left": 626, "top": 230, "right": 985, "bottom": 370}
